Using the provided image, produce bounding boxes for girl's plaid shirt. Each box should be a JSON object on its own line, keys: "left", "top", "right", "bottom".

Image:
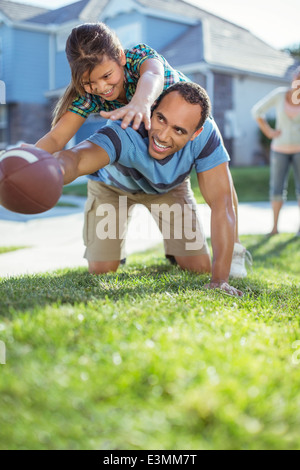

{"left": 68, "top": 43, "right": 189, "bottom": 118}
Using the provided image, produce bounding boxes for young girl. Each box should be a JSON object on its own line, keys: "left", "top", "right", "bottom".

{"left": 35, "top": 22, "right": 188, "bottom": 154}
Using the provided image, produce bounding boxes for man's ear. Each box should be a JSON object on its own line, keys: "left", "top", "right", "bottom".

{"left": 190, "top": 127, "right": 203, "bottom": 141}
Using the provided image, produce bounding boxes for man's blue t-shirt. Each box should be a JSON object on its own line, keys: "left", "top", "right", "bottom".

{"left": 87, "top": 117, "right": 230, "bottom": 194}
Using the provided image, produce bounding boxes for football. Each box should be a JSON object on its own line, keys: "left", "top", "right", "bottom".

{"left": 0, "top": 146, "right": 64, "bottom": 214}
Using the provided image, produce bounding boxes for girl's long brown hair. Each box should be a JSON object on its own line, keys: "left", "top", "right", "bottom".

{"left": 52, "top": 22, "right": 123, "bottom": 127}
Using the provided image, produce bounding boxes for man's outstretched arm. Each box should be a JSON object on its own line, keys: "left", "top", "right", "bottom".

{"left": 197, "top": 162, "right": 243, "bottom": 296}
{"left": 55, "top": 140, "right": 110, "bottom": 185}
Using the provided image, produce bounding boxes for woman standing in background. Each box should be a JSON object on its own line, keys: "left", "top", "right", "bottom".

{"left": 252, "top": 67, "right": 300, "bottom": 236}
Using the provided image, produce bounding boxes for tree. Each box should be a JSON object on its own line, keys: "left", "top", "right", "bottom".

{"left": 283, "top": 43, "right": 300, "bottom": 60}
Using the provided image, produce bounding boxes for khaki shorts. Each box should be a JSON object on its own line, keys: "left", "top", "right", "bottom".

{"left": 83, "top": 179, "right": 209, "bottom": 261}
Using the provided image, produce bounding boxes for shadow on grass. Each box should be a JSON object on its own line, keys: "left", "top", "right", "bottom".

{"left": 0, "top": 263, "right": 204, "bottom": 314}
{"left": 242, "top": 233, "right": 300, "bottom": 275}
{"left": 0, "top": 256, "right": 299, "bottom": 316}
{"left": 246, "top": 234, "right": 299, "bottom": 256}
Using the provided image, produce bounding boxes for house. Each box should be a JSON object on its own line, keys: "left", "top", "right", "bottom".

{"left": 0, "top": 0, "right": 298, "bottom": 165}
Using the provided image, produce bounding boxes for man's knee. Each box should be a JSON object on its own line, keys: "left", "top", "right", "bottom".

{"left": 88, "top": 260, "right": 120, "bottom": 274}
{"left": 174, "top": 254, "right": 211, "bottom": 273}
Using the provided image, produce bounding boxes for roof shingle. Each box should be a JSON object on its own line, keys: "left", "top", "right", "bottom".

{"left": 25, "top": 0, "right": 90, "bottom": 25}
{"left": 160, "top": 2, "right": 296, "bottom": 79}
{"left": 0, "top": 0, "right": 48, "bottom": 22}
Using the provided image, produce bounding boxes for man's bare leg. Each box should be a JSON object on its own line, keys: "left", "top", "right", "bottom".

{"left": 174, "top": 254, "right": 211, "bottom": 273}
{"left": 89, "top": 260, "right": 120, "bottom": 274}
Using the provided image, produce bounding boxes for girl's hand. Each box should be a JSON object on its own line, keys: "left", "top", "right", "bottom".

{"left": 100, "top": 102, "right": 151, "bottom": 131}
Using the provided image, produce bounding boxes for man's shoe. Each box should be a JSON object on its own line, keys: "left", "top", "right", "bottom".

{"left": 230, "top": 243, "right": 252, "bottom": 278}
{"left": 165, "top": 254, "right": 178, "bottom": 266}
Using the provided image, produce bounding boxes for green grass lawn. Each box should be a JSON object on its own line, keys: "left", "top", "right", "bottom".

{"left": 190, "top": 166, "right": 297, "bottom": 204}
{"left": 0, "top": 234, "right": 299, "bottom": 450}
{"left": 63, "top": 183, "right": 88, "bottom": 198}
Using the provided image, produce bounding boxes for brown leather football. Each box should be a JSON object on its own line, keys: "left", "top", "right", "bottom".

{"left": 0, "top": 147, "right": 63, "bottom": 214}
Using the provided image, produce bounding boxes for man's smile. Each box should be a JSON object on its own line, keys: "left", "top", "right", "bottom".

{"left": 152, "top": 137, "right": 172, "bottom": 154}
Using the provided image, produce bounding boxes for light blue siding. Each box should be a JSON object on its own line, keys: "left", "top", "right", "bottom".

{"left": 11, "top": 29, "right": 49, "bottom": 103}
{"left": 0, "top": 25, "right": 13, "bottom": 98}
{"left": 55, "top": 50, "right": 70, "bottom": 89}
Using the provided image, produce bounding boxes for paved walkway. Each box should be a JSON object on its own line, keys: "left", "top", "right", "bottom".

{"left": 0, "top": 195, "right": 298, "bottom": 278}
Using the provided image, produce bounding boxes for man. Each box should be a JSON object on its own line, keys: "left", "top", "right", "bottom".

{"left": 57, "top": 82, "right": 243, "bottom": 296}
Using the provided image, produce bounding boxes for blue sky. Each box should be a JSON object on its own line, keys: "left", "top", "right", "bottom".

{"left": 18, "top": 0, "right": 300, "bottom": 50}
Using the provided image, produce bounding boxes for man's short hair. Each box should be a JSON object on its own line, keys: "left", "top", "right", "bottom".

{"left": 152, "top": 82, "right": 211, "bottom": 130}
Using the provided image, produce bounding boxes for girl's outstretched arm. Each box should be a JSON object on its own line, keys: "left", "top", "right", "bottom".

{"left": 35, "top": 111, "right": 86, "bottom": 154}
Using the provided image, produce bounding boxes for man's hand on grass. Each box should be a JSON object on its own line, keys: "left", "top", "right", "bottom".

{"left": 204, "top": 281, "right": 244, "bottom": 297}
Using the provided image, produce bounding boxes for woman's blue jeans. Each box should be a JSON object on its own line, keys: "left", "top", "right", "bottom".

{"left": 270, "top": 150, "right": 300, "bottom": 202}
